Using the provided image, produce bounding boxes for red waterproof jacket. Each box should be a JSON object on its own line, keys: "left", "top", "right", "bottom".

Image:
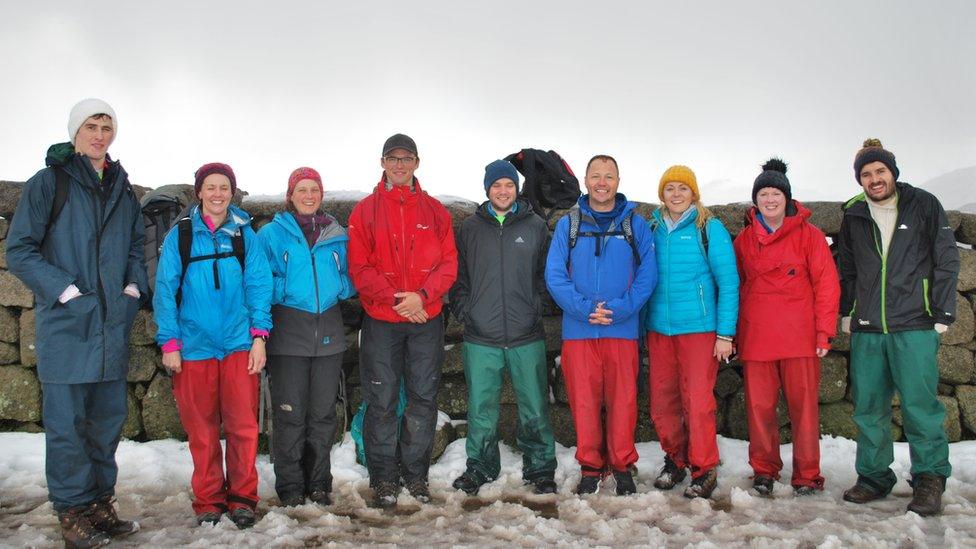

{"left": 347, "top": 177, "right": 457, "bottom": 323}
{"left": 733, "top": 202, "right": 840, "bottom": 361}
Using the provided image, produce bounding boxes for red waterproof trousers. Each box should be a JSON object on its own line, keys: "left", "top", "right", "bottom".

{"left": 647, "top": 331, "right": 720, "bottom": 477}
{"left": 560, "top": 338, "right": 638, "bottom": 475}
{"left": 743, "top": 357, "right": 824, "bottom": 489}
{"left": 172, "top": 351, "right": 260, "bottom": 514}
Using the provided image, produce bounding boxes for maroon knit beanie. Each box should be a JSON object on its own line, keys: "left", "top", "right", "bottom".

{"left": 194, "top": 162, "right": 237, "bottom": 197}
{"left": 287, "top": 167, "right": 323, "bottom": 199}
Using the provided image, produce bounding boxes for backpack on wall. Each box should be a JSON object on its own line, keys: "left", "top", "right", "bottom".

{"left": 504, "top": 149, "right": 581, "bottom": 219}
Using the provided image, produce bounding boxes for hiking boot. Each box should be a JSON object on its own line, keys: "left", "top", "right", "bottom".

{"left": 372, "top": 481, "right": 399, "bottom": 508}
{"left": 793, "top": 485, "right": 816, "bottom": 497}
{"left": 195, "top": 512, "right": 222, "bottom": 526}
{"left": 842, "top": 482, "right": 886, "bottom": 504}
{"left": 89, "top": 495, "right": 140, "bottom": 538}
{"left": 532, "top": 478, "right": 558, "bottom": 495}
{"left": 653, "top": 456, "right": 687, "bottom": 490}
{"left": 613, "top": 469, "right": 637, "bottom": 496}
{"left": 309, "top": 489, "right": 332, "bottom": 506}
{"left": 278, "top": 492, "right": 305, "bottom": 507}
{"left": 229, "top": 507, "right": 256, "bottom": 530}
{"left": 452, "top": 471, "right": 485, "bottom": 496}
{"left": 907, "top": 473, "right": 946, "bottom": 516}
{"left": 753, "top": 475, "right": 775, "bottom": 496}
{"left": 684, "top": 469, "right": 718, "bottom": 499}
{"left": 405, "top": 479, "right": 431, "bottom": 503}
{"left": 575, "top": 475, "right": 601, "bottom": 495}
{"left": 58, "top": 505, "right": 110, "bottom": 548}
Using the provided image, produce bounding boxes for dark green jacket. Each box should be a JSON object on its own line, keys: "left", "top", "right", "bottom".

{"left": 837, "top": 182, "right": 958, "bottom": 333}
{"left": 5, "top": 143, "right": 147, "bottom": 383}
{"left": 449, "top": 199, "right": 548, "bottom": 348}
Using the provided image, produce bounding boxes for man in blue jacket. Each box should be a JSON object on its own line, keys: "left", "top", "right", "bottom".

{"left": 6, "top": 99, "right": 147, "bottom": 547}
{"left": 545, "top": 155, "right": 657, "bottom": 495}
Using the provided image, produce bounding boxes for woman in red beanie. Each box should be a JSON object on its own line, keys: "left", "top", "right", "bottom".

{"left": 257, "top": 167, "right": 355, "bottom": 507}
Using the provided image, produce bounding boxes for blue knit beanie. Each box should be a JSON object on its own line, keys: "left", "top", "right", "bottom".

{"left": 483, "top": 159, "right": 520, "bottom": 196}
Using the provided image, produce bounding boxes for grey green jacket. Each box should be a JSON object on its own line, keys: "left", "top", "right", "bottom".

{"left": 6, "top": 143, "right": 147, "bottom": 383}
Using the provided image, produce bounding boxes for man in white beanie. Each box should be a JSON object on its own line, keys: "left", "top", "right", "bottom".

{"left": 6, "top": 98, "right": 146, "bottom": 546}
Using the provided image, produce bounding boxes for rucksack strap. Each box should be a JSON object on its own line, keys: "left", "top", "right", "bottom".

{"left": 174, "top": 218, "right": 247, "bottom": 307}
{"left": 44, "top": 167, "right": 70, "bottom": 240}
{"left": 566, "top": 209, "right": 641, "bottom": 266}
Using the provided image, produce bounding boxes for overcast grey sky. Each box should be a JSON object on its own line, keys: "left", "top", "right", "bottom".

{"left": 2, "top": 1, "right": 974, "bottom": 206}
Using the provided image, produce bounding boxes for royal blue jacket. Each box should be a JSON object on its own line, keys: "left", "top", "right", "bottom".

{"left": 257, "top": 211, "right": 356, "bottom": 356}
{"left": 641, "top": 207, "right": 739, "bottom": 337}
{"left": 545, "top": 195, "right": 657, "bottom": 341}
{"left": 153, "top": 204, "right": 272, "bottom": 360}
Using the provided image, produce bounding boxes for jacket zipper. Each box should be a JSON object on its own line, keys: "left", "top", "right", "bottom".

{"left": 86, "top": 185, "right": 108, "bottom": 379}
{"left": 498, "top": 220, "right": 510, "bottom": 348}
{"left": 870, "top": 218, "right": 888, "bottom": 334}
{"left": 922, "top": 278, "right": 932, "bottom": 316}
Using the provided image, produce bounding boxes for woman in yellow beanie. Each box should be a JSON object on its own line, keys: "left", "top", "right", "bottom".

{"left": 640, "top": 165, "right": 740, "bottom": 499}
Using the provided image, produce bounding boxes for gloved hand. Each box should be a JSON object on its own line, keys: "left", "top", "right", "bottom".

{"left": 935, "top": 323, "right": 948, "bottom": 334}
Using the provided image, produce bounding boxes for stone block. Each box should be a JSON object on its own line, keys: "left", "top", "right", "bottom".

{"left": 122, "top": 386, "right": 143, "bottom": 439}
{"left": 0, "top": 270, "right": 33, "bottom": 308}
{"left": 0, "top": 365, "right": 41, "bottom": 422}
{"left": 18, "top": 309, "right": 35, "bottom": 367}
{"left": 819, "top": 352, "right": 848, "bottom": 403}
{"left": 942, "top": 293, "right": 974, "bottom": 346}
{"left": 142, "top": 373, "right": 186, "bottom": 440}
{"left": 938, "top": 345, "right": 974, "bottom": 385}
{"left": 819, "top": 401, "right": 858, "bottom": 440}
{"left": 0, "top": 305, "right": 18, "bottom": 342}
{"left": 127, "top": 345, "right": 160, "bottom": 383}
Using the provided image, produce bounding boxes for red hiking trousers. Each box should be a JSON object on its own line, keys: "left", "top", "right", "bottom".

{"left": 743, "top": 357, "right": 824, "bottom": 489}
{"left": 172, "top": 350, "right": 260, "bottom": 514}
{"left": 647, "top": 331, "right": 720, "bottom": 478}
{"left": 560, "top": 338, "right": 638, "bottom": 475}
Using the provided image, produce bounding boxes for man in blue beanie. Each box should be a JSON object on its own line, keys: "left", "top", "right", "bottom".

{"left": 449, "top": 159, "right": 557, "bottom": 495}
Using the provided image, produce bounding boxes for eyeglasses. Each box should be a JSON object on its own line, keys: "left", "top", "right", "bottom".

{"left": 384, "top": 156, "right": 417, "bottom": 166}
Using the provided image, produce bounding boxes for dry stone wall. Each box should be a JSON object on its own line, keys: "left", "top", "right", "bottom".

{"left": 1, "top": 180, "right": 976, "bottom": 455}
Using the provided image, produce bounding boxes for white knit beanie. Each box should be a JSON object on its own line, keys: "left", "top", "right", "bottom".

{"left": 67, "top": 98, "right": 117, "bottom": 144}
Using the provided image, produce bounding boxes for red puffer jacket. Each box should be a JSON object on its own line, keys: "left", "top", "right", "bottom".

{"left": 347, "top": 178, "right": 457, "bottom": 323}
{"left": 733, "top": 201, "right": 840, "bottom": 361}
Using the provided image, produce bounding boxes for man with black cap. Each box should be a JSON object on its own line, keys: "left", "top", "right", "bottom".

{"left": 347, "top": 133, "right": 458, "bottom": 507}
{"left": 449, "top": 160, "right": 557, "bottom": 496}
{"left": 6, "top": 99, "right": 146, "bottom": 546}
{"left": 837, "top": 139, "right": 959, "bottom": 516}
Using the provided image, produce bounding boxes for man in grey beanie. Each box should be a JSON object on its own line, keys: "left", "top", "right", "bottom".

{"left": 6, "top": 98, "right": 146, "bottom": 546}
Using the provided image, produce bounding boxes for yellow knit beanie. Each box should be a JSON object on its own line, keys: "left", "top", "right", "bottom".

{"left": 658, "top": 165, "right": 699, "bottom": 202}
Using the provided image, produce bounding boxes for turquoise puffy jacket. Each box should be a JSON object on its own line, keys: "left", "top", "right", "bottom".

{"left": 641, "top": 207, "right": 739, "bottom": 337}
{"left": 153, "top": 204, "right": 272, "bottom": 360}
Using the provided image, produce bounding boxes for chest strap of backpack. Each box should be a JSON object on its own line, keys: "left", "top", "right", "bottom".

{"left": 175, "top": 218, "right": 246, "bottom": 307}
{"left": 567, "top": 209, "right": 640, "bottom": 267}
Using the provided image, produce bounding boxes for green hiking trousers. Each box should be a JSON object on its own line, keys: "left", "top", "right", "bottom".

{"left": 462, "top": 340, "right": 556, "bottom": 482}
{"left": 850, "top": 329, "right": 950, "bottom": 492}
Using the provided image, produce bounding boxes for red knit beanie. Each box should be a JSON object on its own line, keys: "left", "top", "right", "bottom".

{"left": 194, "top": 162, "right": 237, "bottom": 196}
{"left": 287, "top": 167, "right": 323, "bottom": 198}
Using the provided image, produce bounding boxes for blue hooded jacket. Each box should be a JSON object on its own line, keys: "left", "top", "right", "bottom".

{"left": 258, "top": 211, "right": 355, "bottom": 313}
{"left": 545, "top": 195, "right": 657, "bottom": 341}
{"left": 641, "top": 207, "right": 739, "bottom": 337}
{"left": 153, "top": 204, "right": 272, "bottom": 360}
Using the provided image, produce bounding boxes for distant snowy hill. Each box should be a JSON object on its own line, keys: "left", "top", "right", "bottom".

{"left": 921, "top": 166, "right": 976, "bottom": 210}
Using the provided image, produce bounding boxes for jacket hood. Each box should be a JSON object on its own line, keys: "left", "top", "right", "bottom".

{"left": 843, "top": 181, "right": 918, "bottom": 216}
{"left": 45, "top": 141, "right": 116, "bottom": 171}
{"left": 272, "top": 211, "right": 347, "bottom": 243}
{"left": 744, "top": 200, "right": 811, "bottom": 242}
{"left": 475, "top": 198, "right": 536, "bottom": 224}
{"left": 577, "top": 193, "right": 632, "bottom": 222}
{"left": 190, "top": 203, "right": 252, "bottom": 233}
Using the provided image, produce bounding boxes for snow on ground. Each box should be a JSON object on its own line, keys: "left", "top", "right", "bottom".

{"left": 1, "top": 433, "right": 975, "bottom": 547}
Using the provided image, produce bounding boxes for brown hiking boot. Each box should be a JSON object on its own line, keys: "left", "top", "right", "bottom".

{"left": 907, "top": 473, "right": 945, "bottom": 516}
{"left": 58, "top": 505, "right": 110, "bottom": 548}
{"left": 842, "top": 482, "right": 886, "bottom": 504}
{"left": 89, "top": 495, "right": 140, "bottom": 538}
{"left": 684, "top": 469, "right": 718, "bottom": 499}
